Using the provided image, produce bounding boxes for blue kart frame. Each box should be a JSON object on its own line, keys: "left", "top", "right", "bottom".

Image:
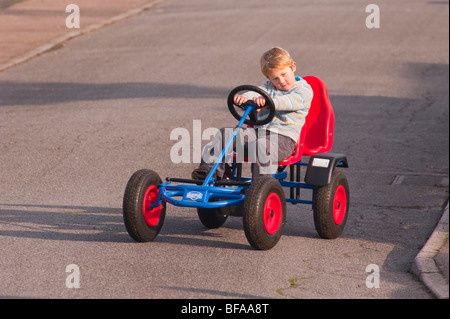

{"left": 161, "top": 103, "right": 257, "bottom": 209}
{"left": 123, "top": 77, "right": 349, "bottom": 250}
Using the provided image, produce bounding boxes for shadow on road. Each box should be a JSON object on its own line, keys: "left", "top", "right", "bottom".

{"left": 0, "top": 82, "right": 229, "bottom": 106}
{"left": 0, "top": 203, "right": 250, "bottom": 249}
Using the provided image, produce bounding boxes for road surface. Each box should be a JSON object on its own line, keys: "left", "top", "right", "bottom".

{"left": 0, "top": 0, "right": 448, "bottom": 299}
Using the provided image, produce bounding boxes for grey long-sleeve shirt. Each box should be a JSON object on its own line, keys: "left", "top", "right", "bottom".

{"left": 243, "top": 76, "right": 313, "bottom": 142}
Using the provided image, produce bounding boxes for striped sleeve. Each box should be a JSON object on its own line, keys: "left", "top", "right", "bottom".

{"left": 265, "top": 80, "right": 313, "bottom": 112}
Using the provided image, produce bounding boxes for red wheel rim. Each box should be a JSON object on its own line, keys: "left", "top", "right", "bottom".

{"left": 333, "top": 185, "right": 347, "bottom": 225}
{"left": 142, "top": 185, "right": 162, "bottom": 226}
{"left": 263, "top": 193, "right": 282, "bottom": 235}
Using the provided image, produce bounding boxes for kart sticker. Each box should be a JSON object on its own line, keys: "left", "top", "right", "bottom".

{"left": 312, "top": 158, "right": 330, "bottom": 168}
{"left": 186, "top": 191, "right": 203, "bottom": 201}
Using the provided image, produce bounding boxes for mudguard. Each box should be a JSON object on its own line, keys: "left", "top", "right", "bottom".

{"left": 304, "top": 153, "right": 348, "bottom": 186}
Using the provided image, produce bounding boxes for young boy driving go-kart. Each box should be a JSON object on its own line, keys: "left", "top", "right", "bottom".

{"left": 123, "top": 47, "right": 349, "bottom": 250}
{"left": 192, "top": 47, "right": 313, "bottom": 180}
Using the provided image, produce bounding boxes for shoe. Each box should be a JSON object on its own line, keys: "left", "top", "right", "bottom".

{"left": 191, "top": 165, "right": 211, "bottom": 180}
{"left": 224, "top": 164, "right": 233, "bottom": 180}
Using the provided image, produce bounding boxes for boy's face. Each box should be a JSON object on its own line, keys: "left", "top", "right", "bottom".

{"left": 267, "top": 62, "right": 297, "bottom": 91}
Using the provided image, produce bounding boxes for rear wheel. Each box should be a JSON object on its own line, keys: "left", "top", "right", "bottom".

{"left": 123, "top": 169, "right": 166, "bottom": 242}
{"left": 243, "top": 176, "right": 286, "bottom": 250}
{"left": 313, "top": 169, "right": 349, "bottom": 239}
{"left": 197, "top": 205, "right": 228, "bottom": 229}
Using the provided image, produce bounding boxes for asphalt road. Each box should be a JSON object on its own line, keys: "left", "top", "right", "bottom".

{"left": 0, "top": 0, "right": 448, "bottom": 299}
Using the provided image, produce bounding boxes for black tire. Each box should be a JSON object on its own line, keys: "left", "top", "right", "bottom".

{"left": 243, "top": 176, "right": 286, "bottom": 250}
{"left": 313, "top": 169, "right": 349, "bottom": 239}
{"left": 197, "top": 205, "right": 228, "bottom": 229}
{"left": 123, "top": 169, "right": 166, "bottom": 242}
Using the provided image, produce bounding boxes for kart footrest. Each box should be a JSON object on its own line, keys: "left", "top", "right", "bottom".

{"left": 166, "top": 177, "right": 203, "bottom": 185}
{"left": 166, "top": 177, "right": 251, "bottom": 187}
{"left": 214, "top": 180, "right": 251, "bottom": 187}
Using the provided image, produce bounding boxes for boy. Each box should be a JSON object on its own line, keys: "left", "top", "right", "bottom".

{"left": 192, "top": 47, "right": 313, "bottom": 180}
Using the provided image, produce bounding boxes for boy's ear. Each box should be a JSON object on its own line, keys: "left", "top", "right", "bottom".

{"left": 291, "top": 62, "right": 297, "bottom": 72}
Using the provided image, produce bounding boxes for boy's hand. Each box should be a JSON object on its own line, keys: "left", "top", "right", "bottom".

{"left": 234, "top": 94, "right": 248, "bottom": 106}
{"left": 252, "top": 96, "right": 266, "bottom": 107}
{"left": 234, "top": 95, "right": 266, "bottom": 107}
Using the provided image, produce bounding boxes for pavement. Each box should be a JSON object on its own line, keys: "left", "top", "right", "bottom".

{"left": 0, "top": 0, "right": 165, "bottom": 71}
{"left": 410, "top": 203, "right": 449, "bottom": 299}
{"left": 0, "top": 0, "right": 448, "bottom": 299}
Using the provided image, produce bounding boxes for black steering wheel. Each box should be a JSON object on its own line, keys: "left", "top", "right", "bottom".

{"left": 227, "top": 85, "right": 276, "bottom": 126}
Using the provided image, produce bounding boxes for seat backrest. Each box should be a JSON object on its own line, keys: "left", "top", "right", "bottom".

{"left": 278, "top": 75, "right": 334, "bottom": 165}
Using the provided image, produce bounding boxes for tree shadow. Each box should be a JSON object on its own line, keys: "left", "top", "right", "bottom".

{"left": 0, "top": 203, "right": 127, "bottom": 242}
{"left": 0, "top": 81, "right": 229, "bottom": 106}
{"left": 0, "top": 203, "right": 251, "bottom": 249}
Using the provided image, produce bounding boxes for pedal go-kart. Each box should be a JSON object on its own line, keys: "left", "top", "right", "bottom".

{"left": 123, "top": 76, "right": 349, "bottom": 250}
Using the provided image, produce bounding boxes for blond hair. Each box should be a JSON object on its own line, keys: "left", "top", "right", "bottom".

{"left": 260, "top": 47, "right": 294, "bottom": 78}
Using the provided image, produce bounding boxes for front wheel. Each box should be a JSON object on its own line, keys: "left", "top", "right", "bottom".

{"left": 243, "top": 176, "right": 286, "bottom": 250}
{"left": 313, "top": 169, "right": 349, "bottom": 239}
{"left": 123, "top": 169, "right": 166, "bottom": 242}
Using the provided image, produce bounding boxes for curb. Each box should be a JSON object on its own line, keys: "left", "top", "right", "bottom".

{"left": 0, "top": 0, "right": 165, "bottom": 73}
{"left": 410, "top": 201, "right": 449, "bottom": 299}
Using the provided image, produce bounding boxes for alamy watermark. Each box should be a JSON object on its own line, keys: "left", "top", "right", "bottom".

{"left": 170, "top": 120, "right": 220, "bottom": 164}
{"left": 169, "top": 120, "right": 279, "bottom": 174}
{"left": 366, "top": 4, "right": 380, "bottom": 29}
{"left": 64, "top": 4, "right": 379, "bottom": 35}
{"left": 65, "top": 4, "right": 80, "bottom": 29}
{"left": 365, "top": 264, "right": 380, "bottom": 288}
{"left": 65, "top": 264, "right": 80, "bottom": 288}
